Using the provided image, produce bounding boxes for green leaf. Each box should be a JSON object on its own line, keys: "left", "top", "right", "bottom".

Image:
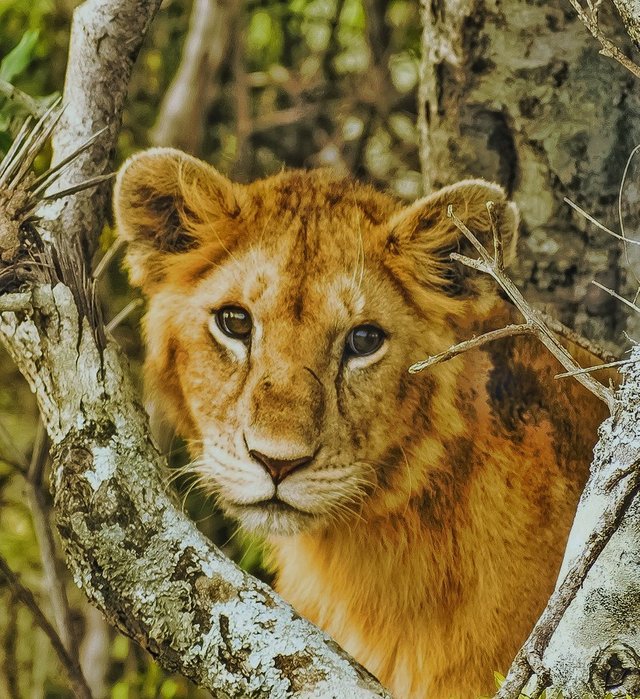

{"left": 0, "top": 31, "right": 40, "bottom": 82}
{"left": 494, "top": 671, "right": 506, "bottom": 689}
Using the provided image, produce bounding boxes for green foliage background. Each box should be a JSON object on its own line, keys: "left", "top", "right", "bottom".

{"left": 0, "top": 1, "right": 422, "bottom": 696}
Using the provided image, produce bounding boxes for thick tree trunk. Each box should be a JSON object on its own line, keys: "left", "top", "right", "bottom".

{"left": 543, "top": 344, "right": 640, "bottom": 696}
{"left": 419, "top": 0, "right": 640, "bottom": 346}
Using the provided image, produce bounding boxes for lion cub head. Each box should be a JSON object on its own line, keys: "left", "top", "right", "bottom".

{"left": 114, "top": 148, "right": 518, "bottom": 536}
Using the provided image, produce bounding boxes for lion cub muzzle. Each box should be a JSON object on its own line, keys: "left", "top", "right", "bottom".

{"left": 247, "top": 449, "right": 315, "bottom": 484}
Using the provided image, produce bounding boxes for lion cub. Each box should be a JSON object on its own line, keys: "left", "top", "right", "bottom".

{"left": 114, "top": 148, "right": 607, "bottom": 699}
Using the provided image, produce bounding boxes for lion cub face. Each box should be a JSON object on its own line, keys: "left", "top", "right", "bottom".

{"left": 114, "top": 149, "right": 517, "bottom": 535}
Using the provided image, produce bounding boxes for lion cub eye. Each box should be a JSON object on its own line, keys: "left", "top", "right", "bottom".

{"left": 345, "top": 325, "right": 386, "bottom": 357}
{"left": 215, "top": 306, "right": 252, "bottom": 341}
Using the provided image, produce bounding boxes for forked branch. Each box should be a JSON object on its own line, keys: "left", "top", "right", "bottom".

{"left": 410, "top": 204, "right": 617, "bottom": 413}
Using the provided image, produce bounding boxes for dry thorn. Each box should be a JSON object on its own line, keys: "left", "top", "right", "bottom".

{"left": 92, "top": 237, "right": 124, "bottom": 281}
{"left": 555, "top": 358, "right": 634, "bottom": 379}
{"left": 409, "top": 323, "right": 532, "bottom": 373}
{"left": 567, "top": 0, "right": 640, "bottom": 79}
{"left": 592, "top": 280, "right": 640, "bottom": 314}
{"left": 106, "top": 298, "right": 143, "bottom": 333}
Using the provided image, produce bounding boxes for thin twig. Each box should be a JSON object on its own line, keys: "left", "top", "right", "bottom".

{"left": 92, "top": 237, "right": 124, "bottom": 281}
{"left": 486, "top": 201, "right": 503, "bottom": 270}
{"left": 563, "top": 196, "right": 640, "bottom": 245}
{"left": 555, "top": 358, "right": 634, "bottom": 379}
{"left": 409, "top": 323, "right": 532, "bottom": 373}
{"left": 4, "top": 592, "right": 20, "bottom": 699}
{"left": 0, "top": 554, "right": 93, "bottom": 699}
{"left": 27, "top": 484, "right": 78, "bottom": 658}
{"left": 27, "top": 420, "right": 49, "bottom": 486}
{"left": 106, "top": 298, "right": 143, "bottom": 333}
{"left": 618, "top": 144, "right": 640, "bottom": 285}
{"left": 538, "top": 310, "right": 618, "bottom": 364}
{"left": 592, "top": 279, "right": 640, "bottom": 314}
{"left": 567, "top": 0, "right": 640, "bottom": 79}
{"left": 25, "top": 422, "right": 79, "bottom": 659}
{"left": 447, "top": 206, "right": 616, "bottom": 412}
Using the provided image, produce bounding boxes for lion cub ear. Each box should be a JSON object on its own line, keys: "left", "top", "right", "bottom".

{"left": 386, "top": 180, "right": 519, "bottom": 295}
{"left": 113, "top": 148, "right": 240, "bottom": 290}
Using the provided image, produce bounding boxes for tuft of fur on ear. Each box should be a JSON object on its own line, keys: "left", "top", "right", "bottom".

{"left": 385, "top": 179, "right": 519, "bottom": 295}
{"left": 113, "top": 148, "right": 240, "bottom": 290}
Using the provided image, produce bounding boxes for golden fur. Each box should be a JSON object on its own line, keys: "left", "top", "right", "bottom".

{"left": 114, "top": 148, "right": 608, "bottom": 699}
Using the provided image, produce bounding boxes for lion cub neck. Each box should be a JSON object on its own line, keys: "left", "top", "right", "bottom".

{"left": 270, "top": 306, "right": 607, "bottom": 699}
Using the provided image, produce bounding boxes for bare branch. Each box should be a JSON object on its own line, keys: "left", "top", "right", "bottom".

{"left": 4, "top": 593, "right": 20, "bottom": 699}
{"left": 92, "top": 238, "right": 124, "bottom": 281}
{"left": 566, "top": 0, "right": 640, "bottom": 79}
{"left": 0, "top": 554, "right": 93, "bottom": 699}
{"left": 486, "top": 200, "right": 504, "bottom": 270}
{"left": 555, "top": 358, "right": 634, "bottom": 379}
{"left": 618, "top": 144, "right": 640, "bottom": 285}
{"left": 409, "top": 323, "right": 532, "bottom": 373}
{"left": 151, "top": 0, "right": 233, "bottom": 154}
{"left": 592, "top": 279, "right": 640, "bottom": 314}
{"left": 106, "top": 298, "right": 143, "bottom": 333}
{"left": 446, "top": 206, "right": 616, "bottom": 411}
{"left": 537, "top": 310, "right": 618, "bottom": 364}
{"left": 563, "top": 196, "right": 629, "bottom": 242}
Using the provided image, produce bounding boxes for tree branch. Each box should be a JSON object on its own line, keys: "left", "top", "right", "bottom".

{"left": 567, "top": 0, "right": 640, "bottom": 79}
{"left": 46, "top": 0, "right": 163, "bottom": 261}
{"left": 151, "top": 0, "right": 234, "bottom": 154}
{"left": 0, "top": 553, "right": 93, "bottom": 699}
{"left": 411, "top": 204, "right": 617, "bottom": 411}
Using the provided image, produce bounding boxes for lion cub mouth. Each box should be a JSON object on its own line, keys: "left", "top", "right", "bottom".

{"left": 225, "top": 496, "right": 317, "bottom": 536}
{"left": 239, "top": 496, "right": 305, "bottom": 514}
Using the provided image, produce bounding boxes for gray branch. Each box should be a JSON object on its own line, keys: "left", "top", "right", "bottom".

{"left": 46, "top": 0, "right": 163, "bottom": 259}
{"left": 150, "top": 0, "right": 234, "bottom": 154}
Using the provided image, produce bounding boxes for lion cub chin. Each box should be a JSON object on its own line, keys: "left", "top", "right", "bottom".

{"left": 114, "top": 147, "right": 607, "bottom": 699}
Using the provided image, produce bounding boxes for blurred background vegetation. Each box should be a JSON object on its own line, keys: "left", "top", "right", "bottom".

{"left": 0, "top": 0, "right": 421, "bottom": 696}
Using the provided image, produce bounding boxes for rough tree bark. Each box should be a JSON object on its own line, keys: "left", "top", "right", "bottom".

{"left": 543, "top": 349, "right": 640, "bottom": 697}
{"left": 0, "top": 0, "right": 391, "bottom": 696}
{"left": 418, "top": 0, "right": 640, "bottom": 346}
{"left": 418, "top": 2, "right": 640, "bottom": 697}
{"left": 48, "top": 0, "right": 163, "bottom": 261}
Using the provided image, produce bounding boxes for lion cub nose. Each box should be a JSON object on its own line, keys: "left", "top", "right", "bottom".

{"left": 249, "top": 450, "right": 313, "bottom": 485}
